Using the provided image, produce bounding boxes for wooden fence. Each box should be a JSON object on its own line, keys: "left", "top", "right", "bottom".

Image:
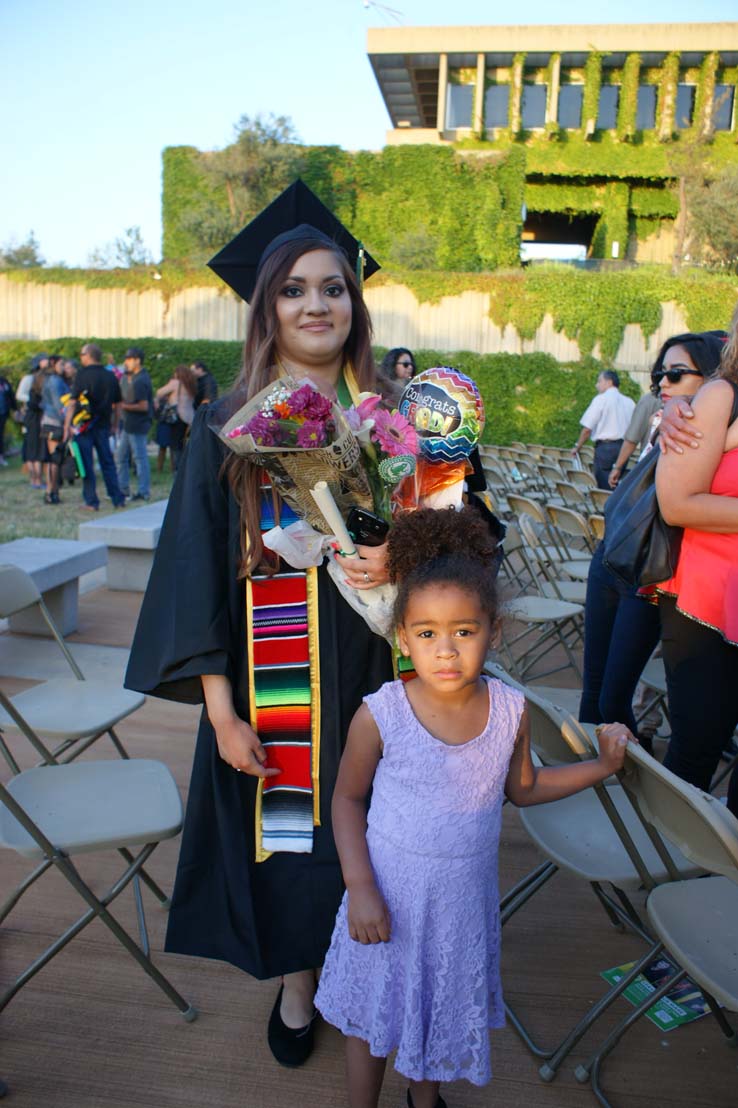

{"left": 0, "top": 274, "right": 693, "bottom": 384}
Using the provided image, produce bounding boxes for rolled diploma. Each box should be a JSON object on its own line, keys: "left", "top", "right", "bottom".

{"left": 309, "top": 481, "right": 358, "bottom": 557}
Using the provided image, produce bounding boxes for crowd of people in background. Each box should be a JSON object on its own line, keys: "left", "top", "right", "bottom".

{"left": 0, "top": 344, "right": 220, "bottom": 510}
{"left": 0, "top": 342, "right": 415, "bottom": 508}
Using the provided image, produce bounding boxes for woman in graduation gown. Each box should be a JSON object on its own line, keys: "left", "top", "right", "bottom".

{"left": 125, "top": 182, "right": 394, "bottom": 1066}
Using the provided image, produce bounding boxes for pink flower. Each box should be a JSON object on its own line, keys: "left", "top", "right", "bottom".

{"left": 356, "top": 393, "right": 382, "bottom": 421}
{"left": 371, "top": 409, "right": 418, "bottom": 457}
{"left": 226, "top": 424, "right": 248, "bottom": 439}
{"left": 296, "top": 420, "right": 327, "bottom": 447}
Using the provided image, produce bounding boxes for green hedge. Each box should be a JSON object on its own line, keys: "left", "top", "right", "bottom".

{"left": 403, "top": 349, "right": 639, "bottom": 447}
{"left": 0, "top": 340, "right": 639, "bottom": 448}
{"left": 0, "top": 339, "right": 242, "bottom": 395}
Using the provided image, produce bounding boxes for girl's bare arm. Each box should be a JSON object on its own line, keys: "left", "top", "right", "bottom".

{"left": 505, "top": 706, "right": 631, "bottom": 807}
{"left": 332, "top": 704, "right": 390, "bottom": 943}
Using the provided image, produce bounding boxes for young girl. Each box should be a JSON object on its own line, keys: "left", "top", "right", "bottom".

{"left": 315, "top": 507, "right": 633, "bottom": 1108}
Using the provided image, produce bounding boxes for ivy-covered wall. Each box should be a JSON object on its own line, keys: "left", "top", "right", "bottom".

{"left": 3, "top": 268, "right": 737, "bottom": 365}
{"left": 162, "top": 129, "right": 738, "bottom": 266}
{"left": 162, "top": 143, "right": 527, "bottom": 272}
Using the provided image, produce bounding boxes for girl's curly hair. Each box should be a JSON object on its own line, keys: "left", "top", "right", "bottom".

{"left": 388, "top": 507, "right": 500, "bottom": 626}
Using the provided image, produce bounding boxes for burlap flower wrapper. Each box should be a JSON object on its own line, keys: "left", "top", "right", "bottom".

{"left": 216, "top": 381, "right": 374, "bottom": 533}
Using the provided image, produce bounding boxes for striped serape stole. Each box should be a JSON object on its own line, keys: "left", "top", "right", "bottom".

{"left": 248, "top": 489, "right": 321, "bottom": 862}
{"left": 396, "top": 650, "right": 417, "bottom": 683}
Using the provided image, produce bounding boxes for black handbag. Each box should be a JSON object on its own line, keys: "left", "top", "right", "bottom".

{"left": 603, "top": 380, "right": 738, "bottom": 588}
{"left": 602, "top": 446, "right": 681, "bottom": 588}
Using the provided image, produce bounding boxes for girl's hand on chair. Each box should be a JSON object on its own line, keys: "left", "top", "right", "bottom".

{"left": 347, "top": 881, "right": 391, "bottom": 943}
{"left": 596, "top": 724, "right": 636, "bottom": 774}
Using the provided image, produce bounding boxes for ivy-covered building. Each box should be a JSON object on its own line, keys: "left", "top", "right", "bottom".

{"left": 367, "top": 22, "right": 738, "bottom": 262}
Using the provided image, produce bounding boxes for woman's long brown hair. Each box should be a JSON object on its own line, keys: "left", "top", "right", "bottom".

{"left": 174, "top": 364, "right": 198, "bottom": 399}
{"left": 224, "top": 234, "right": 377, "bottom": 575}
{"left": 720, "top": 302, "right": 738, "bottom": 385}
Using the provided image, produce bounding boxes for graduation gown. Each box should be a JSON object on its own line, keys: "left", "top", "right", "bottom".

{"left": 125, "top": 404, "right": 394, "bottom": 979}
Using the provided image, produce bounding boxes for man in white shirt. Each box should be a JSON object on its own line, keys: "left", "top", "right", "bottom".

{"left": 572, "top": 370, "right": 636, "bottom": 489}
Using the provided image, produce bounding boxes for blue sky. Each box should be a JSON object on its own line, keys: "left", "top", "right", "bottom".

{"left": 2, "top": 0, "right": 736, "bottom": 265}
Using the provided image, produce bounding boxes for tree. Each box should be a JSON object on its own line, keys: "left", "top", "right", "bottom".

{"left": 179, "top": 113, "right": 305, "bottom": 256}
{"left": 687, "top": 166, "right": 738, "bottom": 272}
{"left": 87, "top": 226, "right": 153, "bottom": 268}
{"left": 114, "top": 226, "right": 153, "bottom": 266}
{"left": 0, "top": 230, "right": 45, "bottom": 268}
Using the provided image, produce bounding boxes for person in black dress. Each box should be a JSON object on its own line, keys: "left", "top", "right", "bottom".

{"left": 125, "top": 182, "right": 394, "bottom": 1068}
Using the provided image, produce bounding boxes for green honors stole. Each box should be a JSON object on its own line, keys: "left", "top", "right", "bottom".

{"left": 247, "top": 364, "right": 362, "bottom": 862}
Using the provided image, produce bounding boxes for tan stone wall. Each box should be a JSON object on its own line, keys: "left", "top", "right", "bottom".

{"left": 630, "top": 223, "right": 677, "bottom": 265}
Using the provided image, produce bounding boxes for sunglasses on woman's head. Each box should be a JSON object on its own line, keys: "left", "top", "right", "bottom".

{"left": 653, "top": 368, "right": 704, "bottom": 384}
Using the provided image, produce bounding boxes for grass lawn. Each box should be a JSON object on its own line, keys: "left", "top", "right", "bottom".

{"left": 0, "top": 447, "right": 175, "bottom": 543}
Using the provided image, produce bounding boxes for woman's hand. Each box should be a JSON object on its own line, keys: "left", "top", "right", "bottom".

{"left": 347, "top": 881, "right": 391, "bottom": 944}
{"left": 213, "top": 715, "right": 281, "bottom": 778}
{"left": 658, "top": 397, "right": 702, "bottom": 454}
{"left": 334, "top": 541, "right": 390, "bottom": 591}
{"left": 595, "top": 723, "right": 636, "bottom": 775}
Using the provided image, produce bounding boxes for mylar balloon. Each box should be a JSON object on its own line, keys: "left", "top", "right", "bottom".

{"left": 398, "top": 367, "right": 485, "bottom": 463}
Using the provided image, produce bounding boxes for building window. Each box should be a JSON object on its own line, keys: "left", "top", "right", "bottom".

{"left": 713, "top": 84, "right": 735, "bottom": 131}
{"left": 521, "top": 84, "right": 547, "bottom": 129}
{"left": 675, "top": 84, "right": 695, "bottom": 129}
{"left": 636, "top": 85, "right": 657, "bottom": 129}
{"left": 485, "top": 84, "right": 510, "bottom": 128}
{"left": 446, "top": 83, "right": 474, "bottom": 129}
{"left": 558, "top": 85, "right": 583, "bottom": 129}
{"left": 597, "top": 85, "right": 620, "bottom": 129}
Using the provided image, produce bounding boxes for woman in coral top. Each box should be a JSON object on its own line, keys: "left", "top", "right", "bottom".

{"left": 656, "top": 314, "right": 738, "bottom": 816}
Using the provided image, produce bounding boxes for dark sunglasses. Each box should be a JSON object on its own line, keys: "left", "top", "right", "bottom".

{"left": 396, "top": 360, "right": 414, "bottom": 368}
{"left": 653, "top": 368, "right": 703, "bottom": 384}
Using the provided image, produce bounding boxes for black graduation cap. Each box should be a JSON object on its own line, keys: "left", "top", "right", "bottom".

{"left": 207, "top": 179, "right": 380, "bottom": 303}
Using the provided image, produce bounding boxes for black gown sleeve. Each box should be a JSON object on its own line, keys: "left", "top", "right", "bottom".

{"left": 124, "top": 405, "right": 235, "bottom": 704}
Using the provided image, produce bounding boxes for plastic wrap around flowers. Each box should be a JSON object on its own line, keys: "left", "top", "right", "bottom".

{"left": 398, "top": 367, "right": 484, "bottom": 463}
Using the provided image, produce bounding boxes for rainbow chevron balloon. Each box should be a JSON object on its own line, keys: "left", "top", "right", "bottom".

{"left": 398, "top": 367, "right": 485, "bottom": 463}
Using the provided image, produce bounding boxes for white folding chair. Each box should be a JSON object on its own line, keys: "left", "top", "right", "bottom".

{"left": 495, "top": 683, "right": 701, "bottom": 1081}
{"left": 0, "top": 564, "right": 143, "bottom": 767}
{"left": 498, "top": 527, "right": 584, "bottom": 682}
{"left": 0, "top": 759, "right": 197, "bottom": 1031}
{"left": 575, "top": 744, "right": 738, "bottom": 1106}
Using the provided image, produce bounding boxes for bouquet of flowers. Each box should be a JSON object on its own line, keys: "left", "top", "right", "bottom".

{"left": 218, "top": 377, "right": 375, "bottom": 532}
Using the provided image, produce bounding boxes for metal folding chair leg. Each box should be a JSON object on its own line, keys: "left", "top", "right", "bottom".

{"left": 0, "top": 857, "right": 53, "bottom": 925}
{"left": 541, "top": 942, "right": 670, "bottom": 1086}
{"left": 0, "top": 838, "right": 195, "bottom": 1021}
{"left": 0, "top": 775, "right": 196, "bottom": 1023}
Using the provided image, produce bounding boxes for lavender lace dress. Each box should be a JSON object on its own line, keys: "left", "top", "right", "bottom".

{"left": 315, "top": 676, "right": 524, "bottom": 1085}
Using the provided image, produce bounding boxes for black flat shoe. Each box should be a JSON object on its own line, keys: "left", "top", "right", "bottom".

{"left": 267, "top": 984, "right": 317, "bottom": 1068}
{"left": 406, "top": 1090, "right": 447, "bottom": 1108}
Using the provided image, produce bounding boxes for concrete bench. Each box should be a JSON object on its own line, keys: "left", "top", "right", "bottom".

{"left": 78, "top": 499, "right": 169, "bottom": 591}
{"left": 0, "top": 538, "right": 108, "bottom": 636}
